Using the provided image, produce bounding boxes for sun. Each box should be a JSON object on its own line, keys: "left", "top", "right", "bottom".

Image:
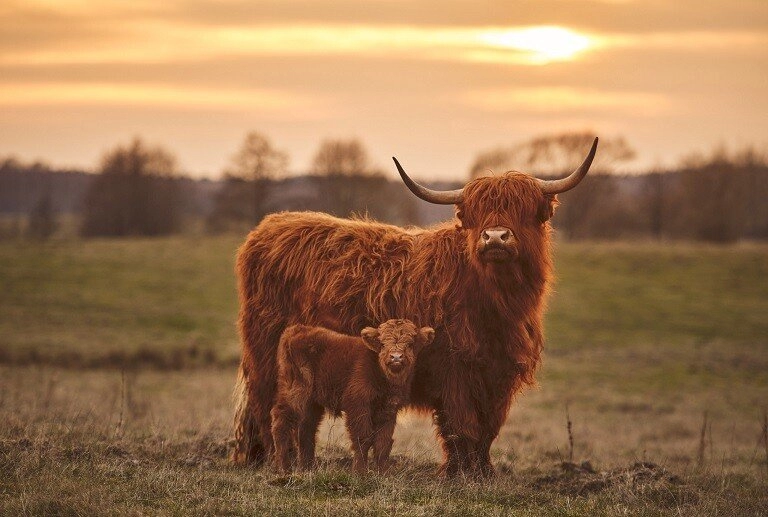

{"left": 479, "top": 26, "right": 594, "bottom": 64}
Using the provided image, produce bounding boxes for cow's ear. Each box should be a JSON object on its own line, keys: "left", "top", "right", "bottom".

{"left": 455, "top": 205, "right": 465, "bottom": 229}
{"left": 538, "top": 194, "right": 558, "bottom": 223}
{"left": 416, "top": 327, "right": 435, "bottom": 352}
{"left": 360, "top": 327, "right": 381, "bottom": 352}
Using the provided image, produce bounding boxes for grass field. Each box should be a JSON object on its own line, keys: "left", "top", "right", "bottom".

{"left": 1, "top": 236, "right": 767, "bottom": 515}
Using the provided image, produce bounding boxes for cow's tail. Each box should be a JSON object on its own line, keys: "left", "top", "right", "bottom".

{"left": 231, "top": 364, "right": 247, "bottom": 462}
{"left": 231, "top": 363, "right": 265, "bottom": 465}
{"left": 232, "top": 364, "right": 247, "bottom": 443}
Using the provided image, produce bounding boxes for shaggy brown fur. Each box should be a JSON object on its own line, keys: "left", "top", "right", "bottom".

{"left": 233, "top": 172, "right": 557, "bottom": 477}
{"left": 271, "top": 320, "right": 434, "bottom": 474}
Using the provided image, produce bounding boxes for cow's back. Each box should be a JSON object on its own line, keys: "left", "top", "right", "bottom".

{"left": 238, "top": 211, "right": 417, "bottom": 336}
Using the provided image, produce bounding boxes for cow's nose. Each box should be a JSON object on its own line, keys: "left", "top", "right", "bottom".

{"left": 389, "top": 353, "right": 403, "bottom": 362}
{"left": 481, "top": 227, "right": 513, "bottom": 245}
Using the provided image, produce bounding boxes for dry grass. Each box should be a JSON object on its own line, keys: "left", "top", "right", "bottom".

{"left": 1, "top": 351, "right": 766, "bottom": 515}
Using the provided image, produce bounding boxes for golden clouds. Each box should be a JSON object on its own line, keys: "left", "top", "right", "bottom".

{"left": 0, "top": 82, "right": 316, "bottom": 112}
{"left": 478, "top": 27, "right": 593, "bottom": 64}
{"left": 1, "top": 23, "right": 601, "bottom": 67}
{"left": 1, "top": 0, "right": 766, "bottom": 176}
{"left": 462, "top": 87, "right": 673, "bottom": 116}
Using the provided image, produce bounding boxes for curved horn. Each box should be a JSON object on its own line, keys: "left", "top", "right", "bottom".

{"left": 537, "top": 137, "right": 599, "bottom": 194}
{"left": 392, "top": 157, "right": 464, "bottom": 205}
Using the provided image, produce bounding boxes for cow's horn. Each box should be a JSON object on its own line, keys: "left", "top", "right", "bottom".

{"left": 536, "top": 137, "right": 599, "bottom": 194}
{"left": 392, "top": 157, "right": 464, "bottom": 205}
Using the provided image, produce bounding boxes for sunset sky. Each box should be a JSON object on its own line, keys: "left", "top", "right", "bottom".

{"left": 1, "top": 0, "right": 766, "bottom": 179}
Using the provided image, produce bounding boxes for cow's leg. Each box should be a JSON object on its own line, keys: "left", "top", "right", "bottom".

{"left": 473, "top": 400, "right": 510, "bottom": 478}
{"left": 252, "top": 360, "right": 279, "bottom": 465}
{"left": 473, "top": 435, "right": 496, "bottom": 478}
{"left": 433, "top": 409, "right": 476, "bottom": 477}
{"left": 474, "top": 370, "right": 523, "bottom": 477}
{"left": 351, "top": 437, "right": 373, "bottom": 474}
{"left": 232, "top": 362, "right": 269, "bottom": 466}
{"left": 233, "top": 316, "right": 286, "bottom": 466}
{"left": 232, "top": 399, "right": 265, "bottom": 465}
{"left": 471, "top": 374, "right": 521, "bottom": 478}
{"left": 431, "top": 360, "right": 487, "bottom": 477}
{"left": 438, "top": 419, "right": 498, "bottom": 479}
{"left": 297, "top": 402, "right": 324, "bottom": 470}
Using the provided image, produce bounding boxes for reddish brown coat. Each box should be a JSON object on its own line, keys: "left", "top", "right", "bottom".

{"left": 270, "top": 320, "right": 434, "bottom": 473}
{"left": 234, "top": 172, "right": 557, "bottom": 476}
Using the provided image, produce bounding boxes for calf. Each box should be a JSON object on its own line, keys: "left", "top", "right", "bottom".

{"left": 271, "top": 319, "right": 435, "bottom": 473}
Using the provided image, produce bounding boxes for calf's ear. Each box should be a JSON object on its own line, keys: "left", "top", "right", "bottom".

{"left": 360, "top": 327, "right": 382, "bottom": 352}
{"left": 416, "top": 327, "right": 435, "bottom": 352}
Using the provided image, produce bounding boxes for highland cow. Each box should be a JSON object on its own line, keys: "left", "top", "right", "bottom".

{"left": 270, "top": 319, "right": 435, "bottom": 473}
{"left": 233, "top": 138, "right": 598, "bottom": 476}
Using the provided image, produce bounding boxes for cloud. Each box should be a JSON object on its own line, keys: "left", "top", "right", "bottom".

{"left": 0, "top": 82, "right": 320, "bottom": 113}
{"left": 0, "top": 23, "right": 603, "bottom": 66}
{"left": 2, "top": 7, "right": 765, "bottom": 70}
{"left": 461, "top": 87, "right": 674, "bottom": 116}
{"left": 604, "top": 30, "right": 768, "bottom": 51}
{"left": 25, "top": 0, "right": 764, "bottom": 34}
{"left": 1, "top": 0, "right": 765, "bottom": 177}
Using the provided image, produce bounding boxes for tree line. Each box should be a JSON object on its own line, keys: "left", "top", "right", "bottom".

{"left": 469, "top": 131, "right": 768, "bottom": 242}
{"left": 1, "top": 131, "right": 766, "bottom": 243}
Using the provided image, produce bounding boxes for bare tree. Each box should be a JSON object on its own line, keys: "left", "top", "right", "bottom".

{"left": 229, "top": 132, "right": 288, "bottom": 221}
{"left": 27, "top": 186, "right": 56, "bottom": 240}
{"left": 469, "top": 148, "right": 517, "bottom": 179}
{"left": 644, "top": 171, "right": 665, "bottom": 240}
{"left": 207, "top": 131, "right": 288, "bottom": 232}
{"left": 469, "top": 130, "right": 635, "bottom": 178}
{"left": 311, "top": 139, "right": 371, "bottom": 177}
{"left": 671, "top": 145, "right": 768, "bottom": 242}
{"left": 80, "top": 138, "right": 183, "bottom": 237}
{"left": 311, "top": 138, "right": 386, "bottom": 218}
{"left": 468, "top": 131, "right": 638, "bottom": 239}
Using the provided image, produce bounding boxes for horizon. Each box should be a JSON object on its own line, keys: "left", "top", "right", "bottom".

{"left": 1, "top": 0, "right": 767, "bottom": 180}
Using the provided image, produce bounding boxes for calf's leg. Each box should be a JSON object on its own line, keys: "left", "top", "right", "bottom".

{"left": 297, "top": 402, "right": 324, "bottom": 470}
{"left": 270, "top": 401, "right": 299, "bottom": 473}
{"left": 345, "top": 407, "right": 375, "bottom": 474}
{"left": 372, "top": 418, "right": 397, "bottom": 472}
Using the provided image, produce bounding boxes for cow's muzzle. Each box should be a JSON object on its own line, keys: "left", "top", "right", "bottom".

{"left": 479, "top": 227, "right": 517, "bottom": 262}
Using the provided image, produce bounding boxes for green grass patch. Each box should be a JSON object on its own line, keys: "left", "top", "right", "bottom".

{"left": 548, "top": 241, "right": 768, "bottom": 348}
{"left": 0, "top": 236, "right": 242, "bottom": 367}
{"left": 1, "top": 237, "right": 766, "bottom": 368}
